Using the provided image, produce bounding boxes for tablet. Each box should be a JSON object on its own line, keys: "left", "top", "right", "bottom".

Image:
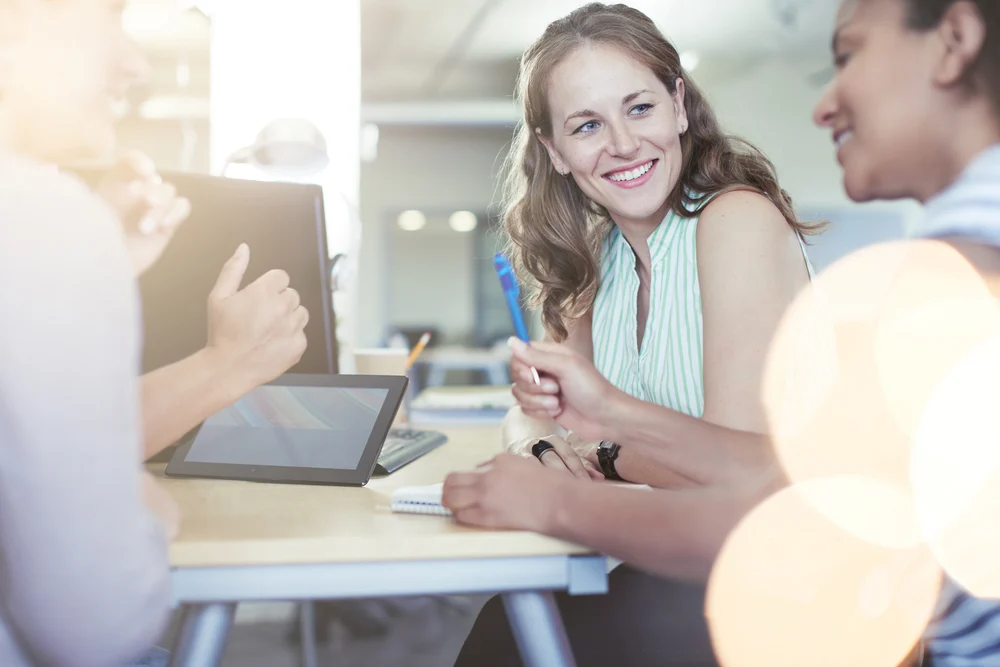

{"left": 165, "top": 374, "right": 408, "bottom": 486}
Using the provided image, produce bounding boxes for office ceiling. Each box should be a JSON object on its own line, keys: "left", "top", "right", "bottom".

{"left": 123, "top": 0, "right": 839, "bottom": 119}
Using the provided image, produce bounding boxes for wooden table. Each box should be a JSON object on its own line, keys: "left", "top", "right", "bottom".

{"left": 154, "top": 425, "right": 607, "bottom": 667}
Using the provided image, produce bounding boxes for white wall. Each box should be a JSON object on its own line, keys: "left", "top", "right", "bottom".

{"left": 358, "top": 126, "right": 513, "bottom": 346}
{"left": 386, "top": 224, "right": 477, "bottom": 342}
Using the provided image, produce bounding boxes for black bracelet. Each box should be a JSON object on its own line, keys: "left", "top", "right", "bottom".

{"left": 531, "top": 439, "right": 555, "bottom": 460}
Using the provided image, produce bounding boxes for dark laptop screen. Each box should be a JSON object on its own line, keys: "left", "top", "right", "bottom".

{"left": 73, "top": 170, "right": 338, "bottom": 374}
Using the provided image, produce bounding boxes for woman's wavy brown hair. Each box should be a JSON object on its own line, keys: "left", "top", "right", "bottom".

{"left": 502, "top": 2, "right": 819, "bottom": 341}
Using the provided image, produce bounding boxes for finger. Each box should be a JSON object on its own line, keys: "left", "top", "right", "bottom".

{"left": 141, "top": 195, "right": 190, "bottom": 236}
{"left": 252, "top": 269, "right": 291, "bottom": 293}
{"left": 282, "top": 287, "right": 301, "bottom": 314}
{"left": 209, "top": 244, "right": 250, "bottom": 299}
{"left": 587, "top": 466, "right": 607, "bottom": 481}
{"left": 453, "top": 507, "right": 493, "bottom": 527}
{"left": 112, "top": 150, "right": 157, "bottom": 181}
{"left": 147, "top": 181, "right": 177, "bottom": 208}
{"left": 551, "top": 440, "right": 590, "bottom": 481}
{"left": 511, "top": 362, "right": 559, "bottom": 394}
{"left": 508, "top": 337, "right": 572, "bottom": 378}
{"left": 291, "top": 331, "right": 308, "bottom": 362}
{"left": 510, "top": 356, "right": 558, "bottom": 388}
{"left": 441, "top": 485, "right": 480, "bottom": 512}
{"left": 159, "top": 195, "right": 191, "bottom": 232}
{"left": 517, "top": 402, "right": 560, "bottom": 422}
{"left": 511, "top": 385, "right": 560, "bottom": 413}
{"left": 444, "top": 471, "right": 483, "bottom": 489}
{"left": 295, "top": 305, "right": 310, "bottom": 330}
{"left": 538, "top": 450, "right": 572, "bottom": 474}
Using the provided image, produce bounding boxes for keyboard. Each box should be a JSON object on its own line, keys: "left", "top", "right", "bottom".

{"left": 374, "top": 429, "right": 449, "bottom": 476}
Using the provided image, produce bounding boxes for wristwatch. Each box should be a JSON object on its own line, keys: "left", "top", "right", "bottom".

{"left": 531, "top": 439, "right": 555, "bottom": 460}
{"left": 597, "top": 441, "right": 624, "bottom": 481}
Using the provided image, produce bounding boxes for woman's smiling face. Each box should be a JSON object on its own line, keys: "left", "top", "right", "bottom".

{"left": 538, "top": 42, "right": 688, "bottom": 226}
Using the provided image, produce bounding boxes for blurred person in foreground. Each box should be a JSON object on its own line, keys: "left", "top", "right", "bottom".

{"left": 814, "top": 1, "right": 1000, "bottom": 665}
{"left": 0, "top": 0, "right": 307, "bottom": 665}
{"left": 445, "top": 0, "right": 1000, "bottom": 665}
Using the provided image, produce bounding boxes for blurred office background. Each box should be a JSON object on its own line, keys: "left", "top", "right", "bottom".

{"left": 115, "top": 0, "right": 919, "bottom": 383}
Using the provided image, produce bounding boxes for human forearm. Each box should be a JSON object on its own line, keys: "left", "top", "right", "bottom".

{"left": 614, "top": 446, "right": 700, "bottom": 489}
{"left": 603, "top": 392, "right": 773, "bottom": 484}
{"left": 141, "top": 346, "right": 251, "bottom": 458}
{"left": 503, "top": 405, "right": 561, "bottom": 453}
{"left": 546, "top": 474, "right": 779, "bottom": 581}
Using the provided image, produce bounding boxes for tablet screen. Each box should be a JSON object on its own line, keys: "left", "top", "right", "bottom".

{"left": 184, "top": 385, "right": 390, "bottom": 470}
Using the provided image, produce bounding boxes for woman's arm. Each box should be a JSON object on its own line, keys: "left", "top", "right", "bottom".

{"left": 141, "top": 245, "right": 309, "bottom": 458}
{"left": 141, "top": 347, "right": 251, "bottom": 458}
{"left": 509, "top": 191, "right": 810, "bottom": 484}
{"left": 443, "top": 453, "right": 780, "bottom": 581}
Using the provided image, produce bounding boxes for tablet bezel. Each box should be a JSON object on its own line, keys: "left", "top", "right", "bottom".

{"left": 165, "top": 373, "right": 408, "bottom": 486}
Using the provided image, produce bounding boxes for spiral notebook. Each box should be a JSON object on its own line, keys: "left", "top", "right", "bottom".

{"left": 390, "top": 483, "right": 452, "bottom": 517}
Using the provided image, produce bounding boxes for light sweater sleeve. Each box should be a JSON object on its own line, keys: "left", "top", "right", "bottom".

{"left": 0, "top": 159, "right": 172, "bottom": 667}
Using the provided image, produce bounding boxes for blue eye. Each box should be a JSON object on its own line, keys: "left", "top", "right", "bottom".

{"left": 573, "top": 121, "right": 600, "bottom": 135}
{"left": 629, "top": 103, "right": 655, "bottom": 116}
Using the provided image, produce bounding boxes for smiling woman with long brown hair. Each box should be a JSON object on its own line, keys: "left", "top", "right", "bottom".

{"left": 499, "top": 2, "right": 816, "bottom": 490}
{"left": 447, "top": 3, "right": 818, "bottom": 666}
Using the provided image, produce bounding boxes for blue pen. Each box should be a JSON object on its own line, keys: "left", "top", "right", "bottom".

{"left": 494, "top": 253, "right": 542, "bottom": 385}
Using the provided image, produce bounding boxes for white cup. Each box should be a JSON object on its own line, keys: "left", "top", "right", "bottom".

{"left": 354, "top": 348, "right": 409, "bottom": 425}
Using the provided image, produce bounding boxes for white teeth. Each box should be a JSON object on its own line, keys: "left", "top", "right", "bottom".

{"left": 608, "top": 160, "right": 654, "bottom": 182}
{"left": 837, "top": 131, "right": 854, "bottom": 148}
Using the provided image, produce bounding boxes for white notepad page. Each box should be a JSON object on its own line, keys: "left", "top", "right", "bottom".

{"left": 390, "top": 483, "right": 453, "bottom": 516}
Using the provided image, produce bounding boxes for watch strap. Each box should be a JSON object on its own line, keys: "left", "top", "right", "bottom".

{"left": 598, "top": 441, "right": 623, "bottom": 481}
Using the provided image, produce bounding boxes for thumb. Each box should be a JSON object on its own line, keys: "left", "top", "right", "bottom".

{"left": 210, "top": 244, "right": 250, "bottom": 299}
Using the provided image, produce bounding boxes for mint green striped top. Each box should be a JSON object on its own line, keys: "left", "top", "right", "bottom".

{"left": 591, "top": 205, "right": 811, "bottom": 419}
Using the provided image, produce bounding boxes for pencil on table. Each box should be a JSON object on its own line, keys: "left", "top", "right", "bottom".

{"left": 405, "top": 332, "right": 432, "bottom": 370}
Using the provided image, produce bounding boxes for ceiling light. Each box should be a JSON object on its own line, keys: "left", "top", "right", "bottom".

{"left": 449, "top": 211, "right": 478, "bottom": 233}
{"left": 680, "top": 51, "right": 701, "bottom": 72}
{"left": 398, "top": 210, "right": 427, "bottom": 232}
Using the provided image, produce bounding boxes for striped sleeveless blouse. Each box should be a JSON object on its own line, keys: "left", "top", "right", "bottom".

{"left": 591, "top": 203, "right": 813, "bottom": 415}
{"left": 592, "top": 206, "right": 706, "bottom": 417}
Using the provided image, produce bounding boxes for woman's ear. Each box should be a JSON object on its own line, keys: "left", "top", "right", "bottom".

{"left": 673, "top": 78, "right": 689, "bottom": 135}
{"left": 933, "top": 1, "right": 987, "bottom": 88}
{"left": 535, "top": 128, "right": 570, "bottom": 176}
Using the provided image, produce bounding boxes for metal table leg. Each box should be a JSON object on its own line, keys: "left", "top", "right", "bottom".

{"left": 168, "top": 603, "right": 237, "bottom": 667}
{"left": 299, "top": 601, "right": 319, "bottom": 667}
{"left": 503, "top": 591, "right": 577, "bottom": 667}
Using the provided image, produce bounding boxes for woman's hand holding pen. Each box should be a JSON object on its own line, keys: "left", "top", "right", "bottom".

{"left": 508, "top": 337, "right": 627, "bottom": 444}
